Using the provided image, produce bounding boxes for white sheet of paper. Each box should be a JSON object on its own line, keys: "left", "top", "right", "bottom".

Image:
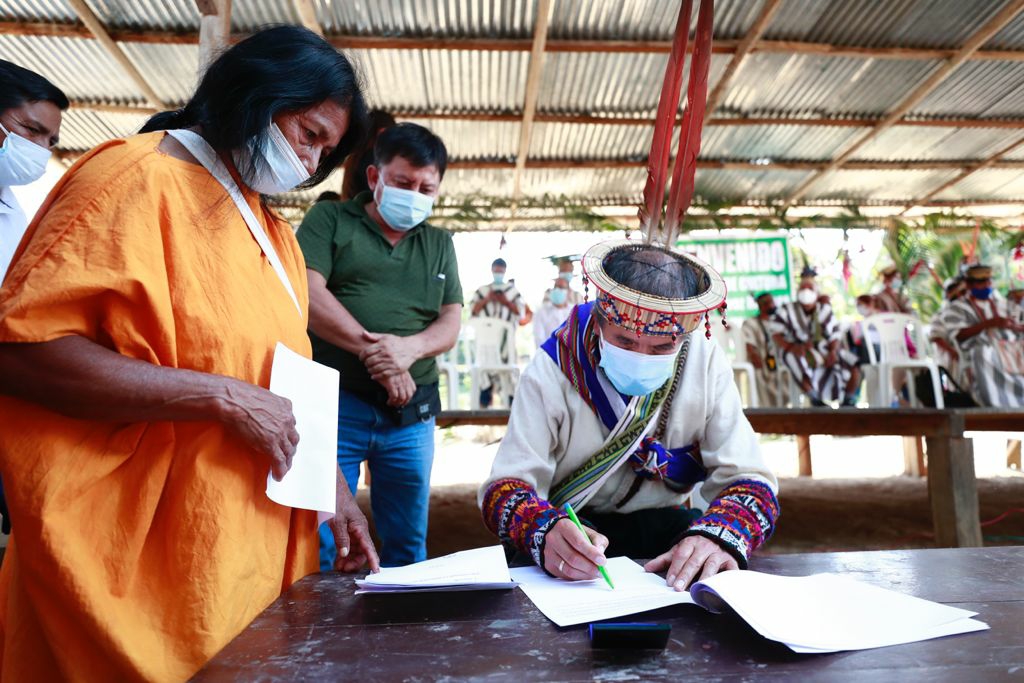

{"left": 509, "top": 557, "right": 695, "bottom": 627}
{"left": 265, "top": 343, "right": 338, "bottom": 520}
{"left": 692, "top": 571, "right": 984, "bottom": 652}
{"left": 356, "top": 545, "right": 515, "bottom": 593}
{"left": 783, "top": 617, "right": 990, "bottom": 653}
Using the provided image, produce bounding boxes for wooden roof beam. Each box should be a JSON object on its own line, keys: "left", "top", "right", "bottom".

{"left": 899, "top": 133, "right": 1024, "bottom": 214}
{"left": 63, "top": 0, "right": 168, "bottom": 109}
{"left": 195, "top": 0, "right": 231, "bottom": 76}
{"left": 781, "top": 0, "right": 1024, "bottom": 208}
{"left": 512, "top": 0, "right": 553, "bottom": 198}
{"left": 704, "top": 0, "right": 783, "bottom": 120}
{"left": 291, "top": 0, "right": 323, "bottom": 36}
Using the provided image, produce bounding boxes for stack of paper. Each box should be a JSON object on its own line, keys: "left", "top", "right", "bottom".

{"left": 356, "top": 546, "right": 516, "bottom": 594}
{"left": 690, "top": 570, "right": 988, "bottom": 653}
{"left": 509, "top": 557, "right": 695, "bottom": 627}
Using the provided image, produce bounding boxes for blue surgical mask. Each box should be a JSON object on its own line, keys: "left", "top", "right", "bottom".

{"left": 559, "top": 272, "right": 574, "bottom": 282}
{"left": 972, "top": 286, "right": 993, "bottom": 300}
{"left": 598, "top": 332, "right": 680, "bottom": 396}
{"left": 891, "top": 277, "right": 903, "bottom": 290}
{"left": 492, "top": 272, "right": 505, "bottom": 285}
{"left": 375, "top": 181, "right": 434, "bottom": 232}
{"left": 550, "top": 288, "right": 568, "bottom": 305}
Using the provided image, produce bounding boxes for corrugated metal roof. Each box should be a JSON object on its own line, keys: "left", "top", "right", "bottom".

{"left": 722, "top": 52, "right": 942, "bottom": 118}
{"left": 765, "top": 0, "right": 1006, "bottom": 50}
{"left": 529, "top": 122, "right": 657, "bottom": 160}
{"left": 702, "top": 124, "right": 862, "bottom": 161}
{"left": 57, "top": 108, "right": 149, "bottom": 150}
{"left": 934, "top": 167, "right": 1024, "bottom": 199}
{"left": 352, "top": 48, "right": 528, "bottom": 113}
{"left": 537, "top": 52, "right": 731, "bottom": 116}
{"left": 909, "top": 60, "right": 1024, "bottom": 118}
{"left": 851, "top": 125, "right": 1017, "bottom": 161}
{"left": 983, "top": 7, "right": 1024, "bottom": 50}
{"left": 317, "top": 0, "right": 535, "bottom": 38}
{"left": 521, "top": 167, "right": 645, "bottom": 200}
{"left": 695, "top": 168, "right": 813, "bottom": 201}
{"left": 0, "top": 0, "right": 75, "bottom": 23}
{"left": 87, "top": 0, "right": 199, "bottom": 31}
{"left": 120, "top": 42, "right": 198, "bottom": 106}
{"left": 549, "top": 0, "right": 766, "bottom": 41}
{"left": 404, "top": 118, "right": 520, "bottom": 160}
{"left": 809, "top": 168, "right": 961, "bottom": 201}
{"left": 0, "top": 34, "right": 143, "bottom": 104}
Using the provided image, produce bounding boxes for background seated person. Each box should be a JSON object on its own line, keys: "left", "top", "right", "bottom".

{"left": 479, "top": 241, "right": 779, "bottom": 591}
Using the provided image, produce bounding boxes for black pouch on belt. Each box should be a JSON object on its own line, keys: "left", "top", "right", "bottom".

{"left": 387, "top": 382, "right": 442, "bottom": 427}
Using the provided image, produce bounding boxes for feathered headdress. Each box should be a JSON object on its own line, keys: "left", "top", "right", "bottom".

{"left": 582, "top": 0, "right": 726, "bottom": 339}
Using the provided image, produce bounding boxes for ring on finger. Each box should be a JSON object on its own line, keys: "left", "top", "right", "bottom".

{"left": 558, "top": 559, "right": 565, "bottom": 573}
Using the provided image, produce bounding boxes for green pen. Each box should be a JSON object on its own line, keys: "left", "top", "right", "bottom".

{"left": 564, "top": 503, "right": 615, "bottom": 590}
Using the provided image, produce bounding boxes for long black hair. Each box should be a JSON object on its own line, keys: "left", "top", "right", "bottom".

{"left": 141, "top": 26, "right": 367, "bottom": 189}
{"left": 0, "top": 59, "right": 69, "bottom": 113}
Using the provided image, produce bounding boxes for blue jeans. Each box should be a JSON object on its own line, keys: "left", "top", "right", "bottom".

{"left": 318, "top": 388, "right": 435, "bottom": 570}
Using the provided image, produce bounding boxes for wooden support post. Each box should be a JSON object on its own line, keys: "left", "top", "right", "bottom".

{"left": 902, "top": 435, "right": 926, "bottom": 477}
{"left": 511, "top": 0, "right": 552, "bottom": 200}
{"left": 1008, "top": 438, "right": 1022, "bottom": 471}
{"left": 925, "top": 432, "right": 982, "bottom": 548}
{"left": 196, "top": 0, "right": 231, "bottom": 77}
{"left": 796, "top": 435, "right": 812, "bottom": 477}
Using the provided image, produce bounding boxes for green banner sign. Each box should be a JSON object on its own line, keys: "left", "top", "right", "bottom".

{"left": 677, "top": 234, "right": 792, "bottom": 318}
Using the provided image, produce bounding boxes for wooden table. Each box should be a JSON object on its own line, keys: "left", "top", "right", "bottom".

{"left": 436, "top": 408, "right": 1024, "bottom": 549}
{"left": 193, "top": 546, "right": 1024, "bottom": 682}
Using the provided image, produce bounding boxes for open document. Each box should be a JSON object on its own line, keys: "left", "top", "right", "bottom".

{"left": 356, "top": 546, "right": 516, "bottom": 594}
{"left": 265, "top": 343, "right": 338, "bottom": 522}
{"left": 510, "top": 557, "right": 695, "bottom": 627}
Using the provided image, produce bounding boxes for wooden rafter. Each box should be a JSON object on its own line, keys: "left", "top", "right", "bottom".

{"left": 8, "top": 19, "right": 1024, "bottom": 62}
{"left": 782, "top": 0, "right": 1024, "bottom": 207}
{"left": 899, "top": 134, "right": 1024, "bottom": 214}
{"left": 63, "top": 0, "right": 167, "bottom": 109}
{"left": 703, "top": 0, "right": 783, "bottom": 120}
{"left": 291, "top": 0, "right": 323, "bottom": 36}
{"left": 512, "top": 0, "right": 552, "bottom": 198}
{"left": 195, "top": 0, "right": 231, "bottom": 76}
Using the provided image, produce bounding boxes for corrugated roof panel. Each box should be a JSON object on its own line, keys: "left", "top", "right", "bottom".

{"left": 0, "top": 34, "right": 144, "bottom": 103}
{"left": 0, "top": 0, "right": 75, "bottom": 22}
{"left": 934, "top": 167, "right": 1024, "bottom": 200}
{"left": 549, "top": 0, "right": 765, "bottom": 41}
{"left": 537, "top": 52, "right": 730, "bottom": 117}
{"left": 317, "top": 0, "right": 535, "bottom": 38}
{"left": 808, "top": 168, "right": 960, "bottom": 201}
{"left": 442, "top": 168, "right": 516, "bottom": 198}
{"left": 997, "top": 138, "right": 1024, "bottom": 160}
{"left": 983, "top": 8, "right": 1024, "bottom": 50}
{"left": 57, "top": 108, "right": 149, "bottom": 151}
{"left": 351, "top": 49, "right": 527, "bottom": 113}
{"left": 908, "top": 60, "right": 1024, "bottom": 118}
{"left": 852, "top": 125, "right": 1017, "bottom": 161}
{"left": 229, "top": 1, "right": 301, "bottom": 32}
{"left": 529, "top": 122, "right": 655, "bottom": 160}
{"left": 120, "top": 42, "right": 199, "bottom": 107}
{"left": 722, "top": 52, "right": 942, "bottom": 118}
{"left": 403, "top": 118, "right": 520, "bottom": 160}
{"left": 765, "top": 0, "right": 1005, "bottom": 49}
{"left": 701, "top": 124, "right": 862, "bottom": 161}
{"left": 695, "top": 168, "right": 813, "bottom": 201}
{"left": 86, "top": 0, "right": 198, "bottom": 31}
{"left": 521, "top": 167, "right": 646, "bottom": 200}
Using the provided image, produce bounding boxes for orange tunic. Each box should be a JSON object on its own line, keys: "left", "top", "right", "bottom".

{"left": 0, "top": 132, "right": 318, "bottom": 681}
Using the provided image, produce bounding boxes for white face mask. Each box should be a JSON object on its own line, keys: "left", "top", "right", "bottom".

{"left": 891, "top": 277, "right": 903, "bottom": 290}
{"left": 231, "top": 123, "right": 310, "bottom": 195}
{"left": 797, "top": 288, "right": 818, "bottom": 306}
{"left": 0, "top": 120, "right": 51, "bottom": 187}
{"left": 374, "top": 179, "right": 435, "bottom": 232}
{"left": 856, "top": 304, "right": 871, "bottom": 317}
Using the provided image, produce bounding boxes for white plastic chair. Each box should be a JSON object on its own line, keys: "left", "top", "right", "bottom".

{"left": 436, "top": 355, "right": 460, "bottom": 410}
{"left": 466, "top": 318, "right": 521, "bottom": 410}
{"left": 709, "top": 321, "right": 759, "bottom": 407}
{"left": 863, "top": 313, "right": 944, "bottom": 408}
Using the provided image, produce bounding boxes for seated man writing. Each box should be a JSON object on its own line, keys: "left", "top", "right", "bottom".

{"left": 479, "top": 241, "right": 779, "bottom": 591}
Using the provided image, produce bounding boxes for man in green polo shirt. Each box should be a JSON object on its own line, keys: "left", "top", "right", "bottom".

{"left": 296, "top": 123, "right": 462, "bottom": 568}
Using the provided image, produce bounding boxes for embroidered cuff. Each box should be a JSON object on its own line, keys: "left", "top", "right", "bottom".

{"left": 481, "top": 478, "right": 568, "bottom": 571}
{"left": 678, "top": 479, "right": 780, "bottom": 569}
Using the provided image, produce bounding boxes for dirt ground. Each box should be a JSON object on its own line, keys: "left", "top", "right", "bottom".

{"left": 355, "top": 475, "right": 1024, "bottom": 559}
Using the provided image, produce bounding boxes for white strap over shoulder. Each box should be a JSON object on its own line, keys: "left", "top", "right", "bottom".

{"left": 166, "top": 129, "right": 303, "bottom": 317}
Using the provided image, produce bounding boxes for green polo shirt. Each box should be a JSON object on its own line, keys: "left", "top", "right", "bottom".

{"left": 296, "top": 191, "right": 462, "bottom": 393}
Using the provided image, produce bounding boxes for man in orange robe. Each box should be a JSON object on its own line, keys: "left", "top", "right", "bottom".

{"left": 0, "top": 131, "right": 371, "bottom": 681}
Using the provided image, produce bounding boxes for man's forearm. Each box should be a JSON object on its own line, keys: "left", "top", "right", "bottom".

{"left": 956, "top": 321, "right": 988, "bottom": 342}
{"left": 407, "top": 304, "right": 462, "bottom": 361}
{"left": 307, "top": 269, "right": 368, "bottom": 355}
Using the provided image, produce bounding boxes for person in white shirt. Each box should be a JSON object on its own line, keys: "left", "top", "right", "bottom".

{"left": 533, "top": 277, "right": 574, "bottom": 347}
{"left": 0, "top": 60, "right": 68, "bottom": 283}
{"left": 541, "top": 255, "right": 584, "bottom": 307}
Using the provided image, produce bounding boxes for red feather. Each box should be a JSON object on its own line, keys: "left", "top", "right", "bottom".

{"left": 638, "top": 0, "right": 692, "bottom": 240}
{"left": 663, "top": 0, "right": 714, "bottom": 243}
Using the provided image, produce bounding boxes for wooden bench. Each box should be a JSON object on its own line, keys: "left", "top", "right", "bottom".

{"left": 436, "top": 408, "right": 1024, "bottom": 549}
